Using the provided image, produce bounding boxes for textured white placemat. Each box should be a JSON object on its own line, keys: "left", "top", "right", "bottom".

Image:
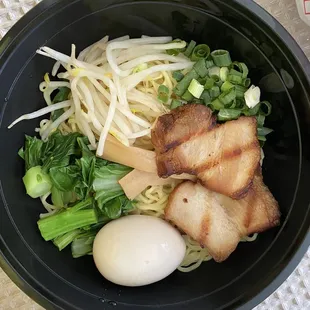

{"left": 0, "top": 0, "right": 309, "bottom": 309}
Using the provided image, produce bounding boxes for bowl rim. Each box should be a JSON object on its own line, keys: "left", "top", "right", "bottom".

{"left": 0, "top": 1, "right": 309, "bottom": 310}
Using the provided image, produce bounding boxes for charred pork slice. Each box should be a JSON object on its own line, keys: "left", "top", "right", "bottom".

{"left": 165, "top": 173, "right": 280, "bottom": 262}
{"left": 155, "top": 115, "right": 261, "bottom": 199}
{"left": 151, "top": 104, "right": 216, "bottom": 154}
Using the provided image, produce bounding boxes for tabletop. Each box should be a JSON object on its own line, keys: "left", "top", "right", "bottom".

{"left": 0, "top": 0, "right": 309, "bottom": 309}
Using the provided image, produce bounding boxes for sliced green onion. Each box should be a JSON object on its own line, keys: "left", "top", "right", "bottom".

{"left": 218, "top": 109, "right": 242, "bottom": 121}
{"left": 244, "top": 85, "right": 261, "bottom": 108}
{"left": 201, "top": 90, "right": 211, "bottom": 105}
{"left": 220, "top": 67, "right": 229, "bottom": 82}
{"left": 173, "top": 71, "right": 184, "bottom": 82}
{"left": 257, "top": 114, "right": 265, "bottom": 127}
{"left": 206, "top": 59, "right": 214, "bottom": 68}
{"left": 184, "top": 40, "right": 197, "bottom": 57}
{"left": 211, "top": 50, "right": 232, "bottom": 67}
{"left": 193, "top": 58, "right": 208, "bottom": 77}
{"left": 242, "top": 78, "right": 251, "bottom": 87}
{"left": 174, "top": 69, "right": 199, "bottom": 96}
{"left": 166, "top": 39, "right": 184, "bottom": 56}
{"left": 236, "top": 98, "right": 246, "bottom": 109}
{"left": 157, "top": 85, "right": 170, "bottom": 103}
{"left": 243, "top": 103, "right": 260, "bottom": 116}
{"left": 210, "top": 75, "right": 220, "bottom": 83}
{"left": 229, "top": 69, "right": 243, "bottom": 77}
{"left": 210, "top": 98, "right": 224, "bottom": 110}
{"left": 235, "top": 84, "right": 247, "bottom": 98}
{"left": 215, "top": 80, "right": 223, "bottom": 88}
{"left": 191, "top": 44, "right": 210, "bottom": 61}
{"left": 188, "top": 79, "right": 204, "bottom": 98}
{"left": 204, "top": 78, "right": 215, "bottom": 90}
{"left": 231, "top": 62, "right": 249, "bottom": 78}
{"left": 228, "top": 74, "right": 243, "bottom": 85}
{"left": 218, "top": 88, "right": 236, "bottom": 105}
{"left": 228, "top": 99, "right": 237, "bottom": 108}
{"left": 221, "top": 81, "right": 234, "bottom": 92}
{"left": 182, "top": 90, "right": 194, "bottom": 101}
{"left": 198, "top": 77, "right": 207, "bottom": 85}
{"left": 208, "top": 66, "right": 220, "bottom": 78}
{"left": 257, "top": 127, "right": 274, "bottom": 136}
{"left": 209, "top": 86, "right": 220, "bottom": 99}
{"left": 259, "top": 101, "right": 272, "bottom": 116}
{"left": 170, "top": 99, "right": 182, "bottom": 109}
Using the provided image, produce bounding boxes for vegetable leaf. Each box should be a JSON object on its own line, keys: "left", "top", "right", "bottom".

{"left": 93, "top": 163, "right": 132, "bottom": 210}
{"left": 41, "top": 131, "right": 81, "bottom": 172}
{"left": 24, "top": 135, "right": 44, "bottom": 171}
{"left": 51, "top": 186, "right": 76, "bottom": 208}
{"left": 49, "top": 165, "right": 81, "bottom": 192}
{"left": 71, "top": 231, "right": 97, "bottom": 258}
{"left": 51, "top": 87, "right": 70, "bottom": 121}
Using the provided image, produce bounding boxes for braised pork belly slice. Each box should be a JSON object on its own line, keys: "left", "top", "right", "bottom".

{"left": 151, "top": 104, "right": 216, "bottom": 155}
{"left": 165, "top": 173, "right": 280, "bottom": 262}
{"left": 153, "top": 110, "right": 260, "bottom": 199}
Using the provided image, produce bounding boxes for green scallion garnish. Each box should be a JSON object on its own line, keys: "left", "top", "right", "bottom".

{"left": 204, "top": 78, "right": 215, "bottom": 90}
{"left": 188, "top": 79, "right": 204, "bottom": 98}
{"left": 184, "top": 40, "right": 197, "bottom": 57}
{"left": 209, "top": 86, "right": 220, "bottom": 99}
{"left": 157, "top": 85, "right": 170, "bottom": 103}
{"left": 193, "top": 58, "right": 208, "bottom": 78}
{"left": 211, "top": 50, "right": 232, "bottom": 67}
{"left": 210, "top": 98, "right": 224, "bottom": 110}
{"left": 191, "top": 44, "right": 211, "bottom": 61}
{"left": 173, "top": 71, "right": 184, "bottom": 82}
{"left": 170, "top": 99, "right": 182, "bottom": 109}
{"left": 259, "top": 101, "right": 272, "bottom": 116}
{"left": 218, "top": 108, "right": 242, "bottom": 121}
{"left": 218, "top": 88, "right": 236, "bottom": 105}
{"left": 221, "top": 81, "right": 234, "bottom": 92}
{"left": 220, "top": 67, "right": 229, "bottom": 82}
{"left": 182, "top": 90, "right": 194, "bottom": 101}
{"left": 201, "top": 90, "right": 211, "bottom": 105}
{"left": 174, "top": 69, "right": 199, "bottom": 96}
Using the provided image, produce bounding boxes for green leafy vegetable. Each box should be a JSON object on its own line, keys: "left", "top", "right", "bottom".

{"left": 41, "top": 131, "right": 81, "bottom": 172}
{"left": 24, "top": 136, "right": 44, "bottom": 171}
{"left": 51, "top": 87, "right": 70, "bottom": 121}
{"left": 93, "top": 163, "right": 132, "bottom": 210}
{"left": 71, "top": 231, "right": 97, "bottom": 258}
{"left": 53, "top": 229, "right": 81, "bottom": 251}
{"left": 49, "top": 165, "right": 80, "bottom": 192}
{"left": 37, "top": 198, "right": 96, "bottom": 241}
{"left": 23, "top": 165, "right": 52, "bottom": 198}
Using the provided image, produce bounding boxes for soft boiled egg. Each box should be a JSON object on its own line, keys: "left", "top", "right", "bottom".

{"left": 93, "top": 215, "right": 186, "bottom": 287}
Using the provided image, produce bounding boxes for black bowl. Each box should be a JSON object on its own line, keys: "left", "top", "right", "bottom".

{"left": 0, "top": 0, "right": 309, "bottom": 309}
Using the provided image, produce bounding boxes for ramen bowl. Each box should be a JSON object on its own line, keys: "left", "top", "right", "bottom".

{"left": 0, "top": 0, "right": 309, "bottom": 309}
